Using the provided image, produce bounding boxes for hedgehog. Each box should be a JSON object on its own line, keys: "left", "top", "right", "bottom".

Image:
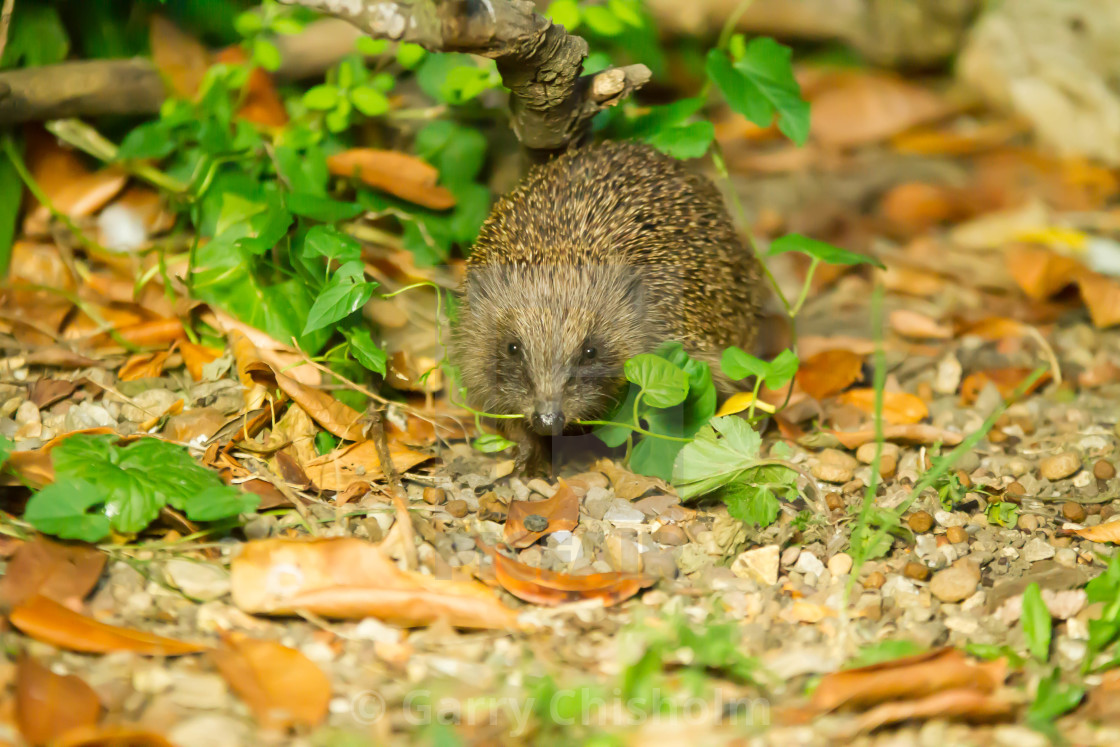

{"left": 452, "top": 141, "right": 765, "bottom": 473}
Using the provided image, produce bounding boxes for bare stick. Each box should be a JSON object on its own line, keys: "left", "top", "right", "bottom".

{"left": 0, "top": 0, "right": 15, "bottom": 65}
{"left": 280, "top": 0, "right": 650, "bottom": 157}
{"left": 369, "top": 405, "right": 419, "bottom": 570}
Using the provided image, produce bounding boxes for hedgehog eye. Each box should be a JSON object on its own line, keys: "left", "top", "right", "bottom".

{"left": 507, "top": 341, "right": 521, "bottom": 357}
{"left": 581, "top": 345, "right": 597, "bottom": 361}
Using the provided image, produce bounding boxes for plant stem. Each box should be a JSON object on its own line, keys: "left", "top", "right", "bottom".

{"left": 576, "top": 420, "right": 693, "bottom": 443}
{"left": 788, "top": 258, "right": 819, "bottom": 318}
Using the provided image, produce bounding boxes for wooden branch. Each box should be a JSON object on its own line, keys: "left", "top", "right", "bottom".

{"left": 279, "top": 0, "right": 651, "bottom": 156}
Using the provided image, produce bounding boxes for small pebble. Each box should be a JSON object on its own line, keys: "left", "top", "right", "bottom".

{"left": 929, "top": 559, "right": 980, "bottom": 602}
{"left": 422, "top": 487, "right": 445, "bottom": 505}
{"left": 946, "top": 526, "right": 968, "bottom": 544}
{"left": 523, "top": 514, "right": 548, "bottom": 532}
{"left": 652, "top": 524, "right": 687, "bottom": 546}
{"left": 1017, "top": 514, "right": 1039, "bottom": 532}
{"left": 811, "top": 463, "right": 852, "bottom": 484}
{"left": 1063, "top": 501, "right": 1086, "bottom": 522}
{"left": 1004, "top": 481, "right": 1025, "bottom": 504}
{"left": 908, "top": 511, "right": 934, "bottom": 533}
{"left": 1095, "top": 460, "right": 1116, "bottom": 480}
{"left": 825, "top": 492, "right": 844, "bottom": 511}
{"left": 862, "top": 571, "right": 886, "bottom": 589}
{"left": 445, "top": 499, "right": 469, "bottom": 518}
{"left": 904, "top": 561, "right": 930, "bottom": 581}
{"left": 1039, "top": 452, "right": 1080, "bottom": 481}
{"left": 827, "top": 553, "right": 853, "bottom": 576}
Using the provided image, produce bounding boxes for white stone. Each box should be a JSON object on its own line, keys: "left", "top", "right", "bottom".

{"left": 793, "top": 551, "right": 824, "bottom": 576}
{"left": 731, "top": 545, "right": 780, "bottom": 586}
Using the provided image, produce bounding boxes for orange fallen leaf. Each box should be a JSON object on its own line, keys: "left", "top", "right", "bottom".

{"left": 92, "top": 318, "right": 185, "bottom": 350}
{"left": 594, "top": 459, "right": 667, "bottom": 501}
{"left": 118, "top": 349, "right": 173, "bottom": 381}
{"left": 1070, "top": 520, "right": 1120, "bottom": 543}
{"left": 821, "top": 424, "right": 964, "bottom": 449}
{"left": 303, "top": 439, "right": 432, "bottom": 492}
{"left": 1078, "top": 271, "right": 1120, "bottom": 329}
{"left": 149, "top": 15, "right": 211, "bottom": 99}
{"left": 0, "top": 536, "right": 106, "bottom": 610}
{"left": 808, "top": 71, "right": 957, "bottom": 148}
{"left": 955, "top": 316, "right": 1027, "bottom": 341}
{"left": 138, "top": 397, "right": 184, "bottom": 432}
{"left": 214, "top": 46, "right": 289, "bottom": 127}
{"left": 327, "top": 148, "right": 456, "bottom": 210}
{"left": 1006, "top": 244, "right": 1084, "bottom": 301}
{"left": 246, "top": 360, "right": 365, "bottom": 440}
{"left": 879, "top": 181, "right": 965, "bottom": 236}
{"left": 797, "top": 349, "right": 864, "bottom": 400}
{"left": 230, "top": 537, "right": 518, "bottom": 628}
{"left": 52, "top": 726, "right": 176, "bottom": 747}
{"left": 889, "top": 309, "right": 952, "bottom": 340}
{"left": 878, "top": 264, "right": 947, "bottom": 298}
{"left": 504, "top": 481, "right": 580, "bottom": 549}
{"left": 22, "top": 129, "right": 129, "bottom": 235}
{"left": 9, "top": 594, "right": 207, "bottom": 655}
{"left": 835, "top": 389, "right": 929, "bottom": 425}
{"left": 811, "top": 648, "right": 1006, "bottom": 712}
{"left": 211, "top": 633, "right": 330, "bottom": 730}
{"left": 3, "top": 428, "right": 116, "bottom": 488}
{"left": 179, "top": 340, "right": 222, "bottom": 381}
{"left": 890, "top": 119, "right": 1023, "bottom": 156}
{"left": 16, "top": 653, "right": 102, "bottom": 746}
{"left": 960, "top": 367, "right": 1051, "bottom": 405}
{"left": 851, "top": 688, "right": 1014, "bottom": 733}
{"left": 484, "top": 544, "right": 652, "bottom": 607}
{"left": 28, "top": 378, "right": 78, "bottom": 408}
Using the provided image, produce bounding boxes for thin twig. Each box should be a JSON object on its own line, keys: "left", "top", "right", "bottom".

{"left": 0, "top": 0, "right": 15, "bottom": 65}
{"left": 367, "top": 405, "right": 417, "bottom": 570}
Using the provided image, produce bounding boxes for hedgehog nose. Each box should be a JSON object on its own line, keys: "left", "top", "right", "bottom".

{"left": 530, "top": 406, "right": 564, "bottom": 436}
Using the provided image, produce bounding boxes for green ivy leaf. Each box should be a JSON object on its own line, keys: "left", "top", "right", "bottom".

{"left": 303, "top": 261, "right": 377, "bottom": 335}
{"left": 624, "top": 354, "right": 689, "bottom": 408}
{"left": 546, "top": 0, "right": 581, "bottom": 29}
{"left": 303, "top": 84, "right": 341, "bottom": 111}
{"left": 474, "top": 433, "right": 516, "bottom": 453}
{"left": 1027, "top": 670, "right": 1084, "bottom": 729}
{"left": 720, "top": 347, "right": 769, "bottom": 383}
{"left": 287, "top": 193, "right": 363, "bottom": 223}
{"left": 325, "top": 99, "right": 352, "bottom": 132}
{"left": 608, "top": 0, "right": 644, "bottom": 27}
{"left": 269, "top": 17, "right": 304, "bottom": 35}
{"left": 23, "top": 479, "right": 112, "bottom": 542}
{"left": 672, "top": 416, "right": 768, "bottom": 500}
{"left": 396, "top": 43, "right": 426, "bottom": 70}
{"left": 350, "top": 86, "right": 390, "bottom": 117}
{"left": 344, "top": 327, "right": 388, "bottom": 376}
{"left": 1, "top": 5, "right": 69, "bottom": 68}
{"left": 769, "top": 233, "right": 884, "bottom": 268}
{"left": 234, "top": 11, "right": 264, "bottom": 36}
{"left": 765, "top": 349, "right": 800, "bottom": 390}
{"left": 583, "top": 5, "right": 624, "bottom": 36}
{"left": 1022, "top": 583, "right": 1052, "bottom": 662}
{"left": 357, "top": 37, "right": 389, "bottom": 56}
{"left": 722, "top": 482, "right": 781, "bottom": 528}
{"left": 706, "top": 39, "right": 809, "bottom": 146}
{"left": 252, "top": 38, "right": 282, "bottom": 72}
{"left": 644, "top": 121, "right": 714, "bottom": 160}
{"left": 440, "top": 65, "right": 496, "bottom": 103}
{"left": 302, "top": 224, "right": 362, "bottom": 264}
{"left": 185, "top": 486, "right": 260, "bottom": 521}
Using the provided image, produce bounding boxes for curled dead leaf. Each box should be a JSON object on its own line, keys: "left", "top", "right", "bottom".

{"left": 1078, "top": 271, "right": 1120, "bottom": 329}
{"left": 1006, "top": 244, "right": 1084, "bottom": 301}
{"left": 483, "top": 543, "right": 652, "bottom": 607}
{"left": 594, "top": 459, "right": 667, "bottom": 501}
{"left": 10, "top": 594, "right": 206, "bottom": 655}
{"left": 0, "top": 536, "right": 106, "bottom": 610}
{"left": 245, "top": 360, "right": 366, "bottom": 441}
{"left": 16, "top": 653, "right": 102, "bottom": 746}
{"left": 327, "top": 149, "right": 456, "bottom": 210}
{"left": 302, "top": 439, "right": 431, "bottom": 492}
{"left": 1070, "top": 520, "right": 1120, "bottom": 543}
{"left": 850, "top": 688, "right": 1014, "bottom": 733}
{"left": 214, "top": 46, "right": 289, "bottom": 127}
{"left": 230, "top": 537, "right": 518, "bottom": 628}
{"left": 211, "top": 633, "right": 330, "bottom": 730}
{"left": 180, "top": 341, "right": 222, "bottom": 381}
{"left": 118, "top": 348, "right": 173, "bottom": 381}
{"left": 835, "top": 389, "right": 929, "bottom": 425}
{"left": 797, "top": 349, "right": 864, "bottom": 400}
{"left": 888, "top": 309, "right": 952, "bottom": 340}
{"left": 504, "top": 481, "right": 580, "bottom": 549}
{"left": 807, "top": 424, "right": 964, "bottom": 450}
{"left": 960, "top": 367, "right": 1051, "bottom": 405}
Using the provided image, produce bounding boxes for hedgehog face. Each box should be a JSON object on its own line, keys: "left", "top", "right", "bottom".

{"left": 455, "top": 263, "right": 655, "bottom": 433}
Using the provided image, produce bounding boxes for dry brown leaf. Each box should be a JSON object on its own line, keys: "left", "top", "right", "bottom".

{"left": 9, "top": 594, "right": 207, "bottom": 655}
{"left": 879, "top": 181, "right": 965, "bottom": 236}
{"left": 245, "top": 360, "right": 365, "bottom": 440}
{"left": 200, "top": 307, "right": 321, "bottom": 386}
{"left": 890, "top": 119, "right": 1024, "bottom": 156}
{"left": 835, "top": 389, "right": 929, "bottom": 425}
{"left": 149, "top": 15, "right": 211, "bottom": 99}
{"left": 211, "top": 633, "right": 330, "bottom": 730}
{"left": 1070, "top": 520, "right": 1120, "bottom": 543}
{"left": 960, "top": 367, "right": 1051, "bottom": 405}
{"left": 385, "top": 350, "right": 444, "bottom": 393}
{"left": 1078, "top": 271, "right": 1120, "bottom": 328}
{"left": 955, "top": 316, "right": 1028, "bottom": 340}
{"left": 22, "top": 130, "right": 129, "bottom": 235}
{"left": 91, "top": 318, "right": 185, "bottom": 350}
{"left": 810, "top": 648, "right": 1007, "bottom": 712}
{"left": 214, "top": 46, "right": 289, "bottom": 127}
{"left": 229, "top": 328, "right": 268, "bottom": 410}
{"left": 230, "top": 537, "right": 518, "bottom": 628}
{"left": 327, "top": 149, "right": 456, "bottom": 210}
{"left": 808, "top": 71, "right": 956, "bottom": 147}
{"left": 117, "top": 349, "right": 173, "bottom": 381}
{"left": 52, "top": 726, "right": 176, "bottom": 747}
{"left": 878, "top": 264, "right": 947, "bottom": 298}
{"left": 28, "top": 379, "right": 78, "bottom": 409}
{"left": 485, "top": 544, "right": 651, "bottom": 607}
{"left": 594, "top": 459, "right": 666, "bottom": 501}
{"left": 3, "top": 428, "right": 116, "bottom": 488}
{"left": 971, "top": 149, "right": 1120, "bottom": 213}
{"left": 851, "top": 688, "right": 1014, "bottom": 733}
{"left": 16, "top": 653, "right": 102, "bottom": 746}
{"left": 1006, "top": 244, "right": 1084, "bottom": 301}
{"left": 889, "top": 309, "right": 953, "bottom": 340}
{"left": 0, "top": 536, "right": 106, "bottom": 610}
{"left": 302, "top": 439, "right": 431, "bottom": 492}
{"left": 179, "top": 341, "right": 222, "bottom": 381}
{"left": 823, "top": 424, "right": 964, "bottom": 449}
{"left": 797, "top": 349, "right": 864, "bottom": 400}
{"left": 504, "top": 481, "right": 580, "bottom": 549}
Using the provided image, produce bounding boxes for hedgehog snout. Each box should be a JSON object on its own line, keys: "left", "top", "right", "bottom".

{"left": 529, "top": 403, "right": 564, "bottom": 436}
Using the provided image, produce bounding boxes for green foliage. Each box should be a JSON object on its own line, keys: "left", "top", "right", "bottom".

{"left": 845, "top": 640, "right": 925, "bottom": 669}
{"left": 1021, "top": 583, "right": 1052, "bottom": 662}
{"left": 770, "top": 233, "right": 885, "bottom": 268}
{"left": 721, "top": 348, "right": 799, "bottom": 391}
{"left": 706, "top": 38, "right": 809, "bottom": 145}
{"left": 0, "top": 136, "right": 21, "bottom": 276}
{"left": 1, "top": 4, "right": 70, "bottom": 69}
{"left": 473, "top": 433, "right": 516, "bottom": 453}
{"left": 1085, "top": 552, "right": 1120, "bottom": 670}
{"left": 986, "top": 500, "right": 1020, "bottom": 528}
{"left": 22, "top": 435, "right": 258, "bottom": 542}
{"left": 1026, "top": 670, "right": 1083, "bottom": 736}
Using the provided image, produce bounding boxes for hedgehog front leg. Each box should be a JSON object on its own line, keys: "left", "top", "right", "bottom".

{"left": 501, "top": 418, "right": 552, "bottom": 476}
